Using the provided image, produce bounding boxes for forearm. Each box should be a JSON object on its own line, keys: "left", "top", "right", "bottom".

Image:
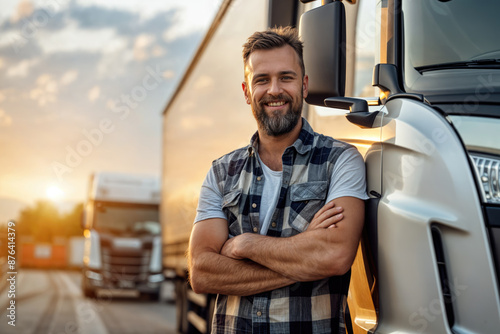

{"left": 235, "top": 231, "right": 348, "bottom": 281}
{"left": 226, "top": 197, "right": 364, "bottom": 282}
{"left": 189, "top": 218, "right": 294, "bottom": 296}
{"left": 189, "top": 250, "right": 295, "bottom": 296}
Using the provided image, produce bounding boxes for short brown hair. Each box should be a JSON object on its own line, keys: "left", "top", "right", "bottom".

{"left": 242, "top": 26, "right": 305, "bottom": 78}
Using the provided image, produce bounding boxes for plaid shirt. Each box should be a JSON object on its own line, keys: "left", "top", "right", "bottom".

{"left": 211, "top": 118, "right": 352, "bottom": 334}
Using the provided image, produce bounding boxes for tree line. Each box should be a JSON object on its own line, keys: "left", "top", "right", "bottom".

{"left": 12, "top": 200, "right": 84, "bottom": 243}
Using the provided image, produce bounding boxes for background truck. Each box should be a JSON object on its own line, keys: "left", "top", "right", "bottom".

{"left": 81, "top": 172, "right": 163, "bottom": 299}
{"left": 161, "top": 0, "right": 500, "bottom": 333}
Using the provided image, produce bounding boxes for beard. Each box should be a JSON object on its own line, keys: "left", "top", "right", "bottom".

{"left": 252, "top": 93, "right": 302, "bottom": 137}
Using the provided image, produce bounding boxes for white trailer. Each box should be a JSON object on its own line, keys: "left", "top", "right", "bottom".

{"left": 81, "top": 172, "right": 163, "bottom": 299}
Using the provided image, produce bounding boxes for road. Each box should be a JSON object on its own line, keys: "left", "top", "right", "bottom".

{"left": 0, "top": 269, "right": 178, "bottom": 334}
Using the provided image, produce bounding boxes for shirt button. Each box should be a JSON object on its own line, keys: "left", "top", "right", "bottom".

{"left": 253, "top": 227, "right": 258, "bottom": 233}
{"left": 271, "top": 222, "right": 277, "bottom": 228}
{"left": 257, "top": 176, "right": 262, "bottom": 181}
{"left": 256, "top": 311, "right": 262, "bottom": 317}
{"left": 252, "top": 203, "right": 257, "bottom": 208}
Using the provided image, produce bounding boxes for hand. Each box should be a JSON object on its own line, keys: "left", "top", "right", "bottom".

{"left": 307, "top": 201, "right": 344, "bottom": 230}
{"left": 221, "top": 234, "right": 248, "bottom": 260}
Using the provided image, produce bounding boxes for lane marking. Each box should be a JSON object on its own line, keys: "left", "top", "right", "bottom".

{"left": 33, "top": 271, "right": 59, "bottom": 334}
{"left": 58, "top": 271, "right": 109, "bottom": 334}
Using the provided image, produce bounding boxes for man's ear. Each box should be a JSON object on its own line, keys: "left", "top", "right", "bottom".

{"left": 302, "top": 75, "right": 309, "bottom": 99}
{"left": 242, "top": 82, "right": 250, "bottom": 104}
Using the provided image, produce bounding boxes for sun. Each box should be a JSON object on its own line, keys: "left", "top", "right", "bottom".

{"left": 46, "top": 185, "right": 64, "bottom": 201}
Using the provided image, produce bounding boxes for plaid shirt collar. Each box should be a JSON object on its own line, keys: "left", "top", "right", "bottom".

{"left": 247, "top": 117, "right": 315, "bottom": 157}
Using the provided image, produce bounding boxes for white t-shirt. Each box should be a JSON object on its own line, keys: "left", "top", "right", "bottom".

{"left": 195, "top": 147, "right": 369, "bottom": 234}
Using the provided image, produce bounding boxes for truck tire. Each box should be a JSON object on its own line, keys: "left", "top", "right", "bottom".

{"left": 147, "top": 289, "right": 161, "bottom": 301}
{"left": 82, "top": 277, "right": 96, "bottom": 299}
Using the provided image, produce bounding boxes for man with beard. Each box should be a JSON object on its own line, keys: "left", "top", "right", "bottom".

{"left": 188, "top": 27, "right": 368, "bottom": 334}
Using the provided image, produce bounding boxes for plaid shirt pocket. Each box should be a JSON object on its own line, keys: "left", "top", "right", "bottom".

{"left": 288, "top": 181, "right": 328, "bottom": 233}
{"left": 222, "top": 188, "right": 243, "bottom": 236}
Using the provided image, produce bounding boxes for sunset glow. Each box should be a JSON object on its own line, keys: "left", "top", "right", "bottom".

{"left": 46, "top": 185, "right": 64, "bottom": 201}
{"left": 0, "top": 0, "right": 219, "bottom": 223}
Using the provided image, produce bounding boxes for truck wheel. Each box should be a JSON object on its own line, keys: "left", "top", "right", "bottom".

{"left": 176, "top": 279, "right": 189, "bottom": 333}
{"left": 82, "top": 277, "right": 96, "bottom": 298}
{"left": 146, "top": 290, "right": 161, "bottom": 301}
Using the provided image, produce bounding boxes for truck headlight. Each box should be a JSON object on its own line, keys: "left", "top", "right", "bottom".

{"left": 149, "top": 236, "right": 163, "bottom": 273}
{"left": 148, "top": 274, "right": 164, "bottom": 283}
{"left": 471, "top": 153, "right": 500, "bottom": 204}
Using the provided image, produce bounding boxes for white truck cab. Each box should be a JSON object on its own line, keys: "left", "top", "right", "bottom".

{"left": 81, "top": 172, "right": 163, "bottom": 299}
{"left": 301, "top": 0, "right": 500, "bottom": 332}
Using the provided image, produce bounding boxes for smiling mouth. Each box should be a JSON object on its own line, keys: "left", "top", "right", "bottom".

{"left": 266, "top": 101, "right": 286, "bottom": 107}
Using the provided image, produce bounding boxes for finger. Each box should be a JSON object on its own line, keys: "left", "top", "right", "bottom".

{"left": 320, "top": 213, "right": 344, "bottom": 228}
{"left": 313, "top": 201, "right": 335, "bottom": 219}
{"left": 310, "top": 214, "right": 341, "bottom": 230}
{"left": 315, "top": 206, "right": 343, "bottom": 223}
{"left": 331, "top": 212, "right": 343, "bottom": 223}
{"left": 309, "top": 207, "right": 343, "bottom": 230}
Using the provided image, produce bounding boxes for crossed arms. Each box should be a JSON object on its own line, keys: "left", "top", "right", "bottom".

{"left": 188, "top": 196, "right": 364, "bottom": 296}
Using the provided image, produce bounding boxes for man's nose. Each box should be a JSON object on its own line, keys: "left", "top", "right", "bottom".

{"left": 267, "top": 78, "right": 283, "bottom": 95}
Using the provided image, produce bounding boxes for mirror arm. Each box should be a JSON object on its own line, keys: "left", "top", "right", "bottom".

{"left": 324, "top": 97, "right": 380, "bottom": 129}
{"left": 324, "top": 96, "right": 368, "bottom": 112}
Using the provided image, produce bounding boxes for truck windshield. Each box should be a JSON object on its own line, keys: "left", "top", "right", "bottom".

{"left": 94, "top": 202, "right": 160, "bottom": 235}
{"left": 402, "top": 0, "right": 500, "bottom": 72}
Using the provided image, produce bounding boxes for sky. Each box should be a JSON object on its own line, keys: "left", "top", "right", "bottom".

{"left": 0, "top": 0, "right": 221, "bottom": 222}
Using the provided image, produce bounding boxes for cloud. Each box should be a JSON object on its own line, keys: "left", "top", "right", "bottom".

{"left": 162, "top": 1, "right": 220, "bottom": 41}
{"left": 0, "top": 1, "right": 216, "bottom": 207}
{"left": 60, "top": 69, "right": 79, "bottom": 85}
{"left": 69, "top": 3, "right": 138, "bottom": 32}
{"left": 29, "top": 73, "right": 58, "bottom": 106}
{"left": 133, "top": 33, "right": 155, "bottom": 61}
{"left": 163, "top": 70, "right": 175, "bottom": 79}
{"left": 88, "top": 85, "right": 100, "bottom": 102}
{"left": 0, "top": 109, "right": 13, "bottom": 126}
{"left": 152, "top": 45, "right": 166, "bottom": 58}
{"left": 0, "top": 3, "right": 204, "bottom": 109}
{"left": 40, "top": 19, "right": 128, "bottom": 54}
{"left": 6, "top": 58, "right": 39, "bottom": 77}
{"left": 11, "top": 0, "right": 34, "bottom": 23}
{"left": 131, "top": 34, "right": 168, "bottom": 62}
{"left": 0, "top": 3, "right": 134, "bottom": 57}
{"left": 0, "top": 4, "right": 69, "bottom": 46}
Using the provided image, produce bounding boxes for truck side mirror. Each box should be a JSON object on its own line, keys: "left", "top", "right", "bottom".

{"left": 299, "top": 1, "right": 346, "bottom": 106}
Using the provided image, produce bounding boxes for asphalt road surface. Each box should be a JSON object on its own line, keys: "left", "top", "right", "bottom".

{"left": 0, "top": 268, "right": 178, "bottom": 334}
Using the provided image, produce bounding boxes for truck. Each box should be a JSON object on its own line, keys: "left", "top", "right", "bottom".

{"left": 81, "top": 172, "right": 163, "bottom": 299}
{"left": 161, "top": 0, "right": 500, "bottom": 333}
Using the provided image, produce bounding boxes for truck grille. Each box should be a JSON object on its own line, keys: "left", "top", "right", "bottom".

{"left": 101, "top": 246, "right": 151, "bottom": 281}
